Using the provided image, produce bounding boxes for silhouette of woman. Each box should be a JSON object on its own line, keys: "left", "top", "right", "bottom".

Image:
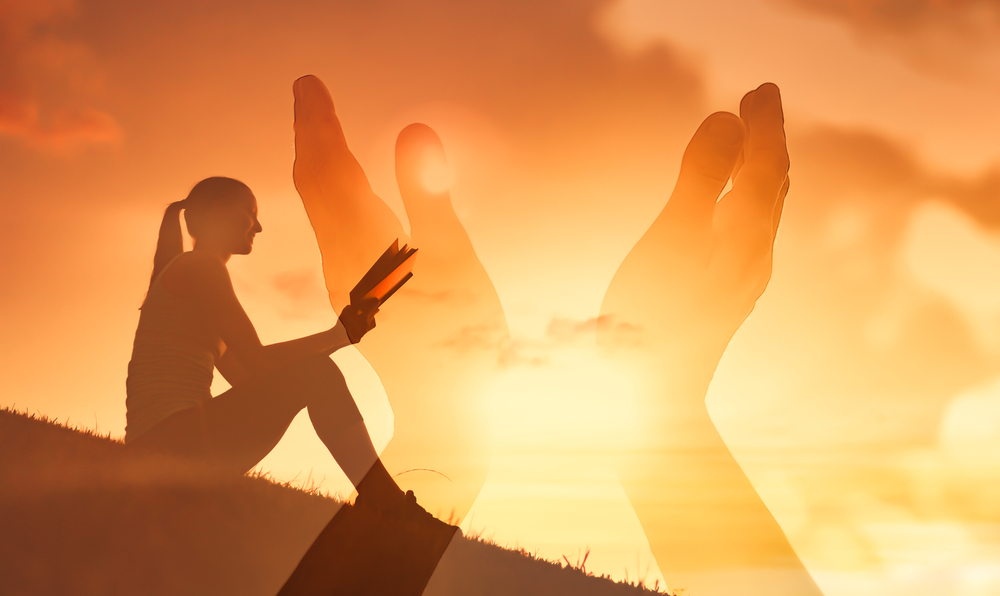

{"left": 124, "top": 176, "right": 407, "bottom": 511}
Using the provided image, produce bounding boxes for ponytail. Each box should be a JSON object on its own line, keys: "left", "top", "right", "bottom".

{"left": 142, "top": 177, "right": 251, "bottom": 307}
{"left": 147, "top": 199, "right": 187, "bottom": 294}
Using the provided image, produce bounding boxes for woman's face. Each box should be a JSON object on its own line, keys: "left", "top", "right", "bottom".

{"left": 199, "top": 191, "right": 263, "bottom": 255}
{"left": 224, "top": 192, "right": 263, "bottom": 255}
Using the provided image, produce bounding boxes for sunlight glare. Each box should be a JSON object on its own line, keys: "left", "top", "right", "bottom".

{"left": 485, "top": 347, "right": 640, "bottom": 454}
{"left": 420, "top": 159, "right": 454, "bottom": 194}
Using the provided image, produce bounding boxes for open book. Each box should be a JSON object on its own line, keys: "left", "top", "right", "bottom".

{"left": 349, "top": 240, "right": 418, "bottom": 306}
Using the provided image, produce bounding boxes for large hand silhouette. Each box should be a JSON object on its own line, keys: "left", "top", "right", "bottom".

{"left": 292, "top": 76, "right": 509, "bottom": 522}
{"left": 599, "top": 84, "right": 821, "bottom": 596}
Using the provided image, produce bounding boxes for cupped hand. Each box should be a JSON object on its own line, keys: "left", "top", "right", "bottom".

{"left": 599, "top": 83, "right": 789, "bottom": 379}
{"left": 292, "top": 75, "right": 406, "bottom": 306}
{"left": 597, "top": 84, "right": 822, "bottom": 596}
{"left": 293, "top": 76, "right": 509, "bottom": 522}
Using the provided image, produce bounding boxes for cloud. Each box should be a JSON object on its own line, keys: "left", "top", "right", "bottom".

{"left": 271, "top": 269, "right": 322, "bottom": 302}
{"left": 792, "top": 124, "right": 1000, "bottom": 229}
{"left": 0, "top": 0, "right": 75, "bottom": 31}
{"left": 546, "top": 316, "right": 603, "bottom": 343}
{"left": 437, "top": 323, "right": 509, "bottom": 357}
{"left": 0, "top": 96, "right": 121, "bottom": 151}
{"left": 774, "top": 0, "right": 1000, "bottom": 79}
{"left": 0, "top": 0, "right": 121, "bottom": 152}
{"left": 778, "top": 0, "right": 1000, "bottom": 35}
{"left": 547, "top": 315, "right": 640, "bottom": 345}
{"left": 488, "top": 316, "right": 643, "bottom": 368}
{"left": 325, "top": 0, "right": 707, "bottom": 175}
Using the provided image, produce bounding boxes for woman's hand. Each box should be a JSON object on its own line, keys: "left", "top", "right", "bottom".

{"left": 339, "top": 298, "right": 380, "bottom": 344}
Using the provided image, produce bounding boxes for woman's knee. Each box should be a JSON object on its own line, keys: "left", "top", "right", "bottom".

{"left": 299, "top": 354, "right": 346, "bottom": 382}
{"left": 253, "top": 356, "right": 354, "bottom": 415}
{"left": 286, "top": 355, "right": 350, "bottom": 400}
{"left": 294, "top": 356, "right": 363, "bottom": 427}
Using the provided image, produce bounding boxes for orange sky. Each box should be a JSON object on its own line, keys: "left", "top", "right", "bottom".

{"left": 4, "top": 1, "right": 1000, "bottom": 594}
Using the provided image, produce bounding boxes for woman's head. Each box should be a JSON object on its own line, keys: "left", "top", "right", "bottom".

{"left": 183, "top": 177, "right": 261, "bottom": 254}
{"left": 147, "top": 177, "right": 262, "bottom": 293}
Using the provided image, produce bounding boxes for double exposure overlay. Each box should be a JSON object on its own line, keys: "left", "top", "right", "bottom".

{"left": 3, "top": 1, "right": 1000, "bottom": 595}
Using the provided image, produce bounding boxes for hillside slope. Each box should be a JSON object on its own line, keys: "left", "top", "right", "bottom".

{"left": 0, "top": 408, "right": 666, "bottom": 595}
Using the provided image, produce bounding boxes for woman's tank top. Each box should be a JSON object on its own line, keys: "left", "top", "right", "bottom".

{"left": 125, "top": 255, "right": 224, "bottom": 443}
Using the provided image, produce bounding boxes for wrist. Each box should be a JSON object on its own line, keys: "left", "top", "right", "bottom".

{"left": 327, "top": 320, "right": 352, "bottom": 349}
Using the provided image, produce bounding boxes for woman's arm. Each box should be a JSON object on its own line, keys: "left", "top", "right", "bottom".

{"left": 258, "top": 314, "right": 361, "bottom": 362}
{"left": 215, "top": 347, "right": 250, "bottom": 386}
{"left": 215, "top": 320, "right": 352, "bottom": 386}
{"left": 163, "top": 251, "right": 376, "bottom": 375}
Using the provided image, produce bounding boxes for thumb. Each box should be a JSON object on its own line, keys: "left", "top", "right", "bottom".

{"left": 394, "top": 123, "right": 463, "bottom": 244}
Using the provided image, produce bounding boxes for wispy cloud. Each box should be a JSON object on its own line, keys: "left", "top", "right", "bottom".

{"left": 777, "top": 0, "right": 1000, "bottom": 38}
{"left": 774, "top": 0, "right": 1000, "bottom": 79}
{"left": 271, "top": 269, "right": 323, "bottom": 304}
{"left": 793, "top": 125, "right": 1000, "bottom": 228}
{"left": 438, "top": 323, "right": 509, "bottom": 355}
{"left": 0, "top": 0, "right": 122, "bottom": 152}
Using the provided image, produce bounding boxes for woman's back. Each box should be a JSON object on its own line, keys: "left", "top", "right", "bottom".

{"left": 125, "top": 254, "right": 223, "bottom": 443}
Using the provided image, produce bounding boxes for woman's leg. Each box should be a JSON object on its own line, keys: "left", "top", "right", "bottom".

{"left": 296, "top": 358, "right": 403, "bottom": 505}
{"left": 127, "top": 355, "right": 400, "bottom": 503}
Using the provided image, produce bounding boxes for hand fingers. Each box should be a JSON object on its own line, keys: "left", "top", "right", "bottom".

{"left": 396, "top": 123, "right": 450, "bottom": 197}
{"left": 395, "top": 124, "right": 456, "bottom": 232}
{"left": 293, "top": 75, "right": 369, "bottom": 187}
{"left": 712, "top": 85, "right": 789, "bottom": 273}
{"left": 395, "top": 123, "right": 475, "bottom": 256}
{"left": 730, "top": 83, "right": 788, "bottom": 216}
{"left": 293, "top": 75, "right": 406, "bottom": 310}
{"left": 721, "top": 86, "right": 771, "bottom": 191}
{"left": 731, "top": 147, "right": 746, "bottom": 181}
{"left": 293, "top": 75, "right": 381, "bottom": 201}
{"left": 772, "top": 175, "right": 789, "bottom": 238}
{"left": 293, "top": 75, "right": 347, "bottom": 148}
{"left": 354, "top": 297, "right": 380, "bottom": 321}
{"left": 730, "top": 91, "right": 755, "bottom": 180}
{"left": 661, "top": 112, "right": 745, "bottom": 235}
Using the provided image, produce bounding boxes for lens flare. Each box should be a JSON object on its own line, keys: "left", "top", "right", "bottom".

{"left": 420, "top": 159, "right": 454, "bottom": 194}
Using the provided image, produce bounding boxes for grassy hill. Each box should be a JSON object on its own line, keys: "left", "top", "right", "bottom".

{"left": 0, "top": 407, "right": 668, "bottom": 596}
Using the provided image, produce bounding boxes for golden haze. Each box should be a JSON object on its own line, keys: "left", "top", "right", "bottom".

{"left": 3, "top": 0, "right": 1000, "bottom": 594}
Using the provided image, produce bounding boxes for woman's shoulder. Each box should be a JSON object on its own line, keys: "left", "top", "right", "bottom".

{"left": 160, "top": 251, "right": 231, "bottom": 298}
{"left": 167, "top": 250, "right": 229, "bottom": 273}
